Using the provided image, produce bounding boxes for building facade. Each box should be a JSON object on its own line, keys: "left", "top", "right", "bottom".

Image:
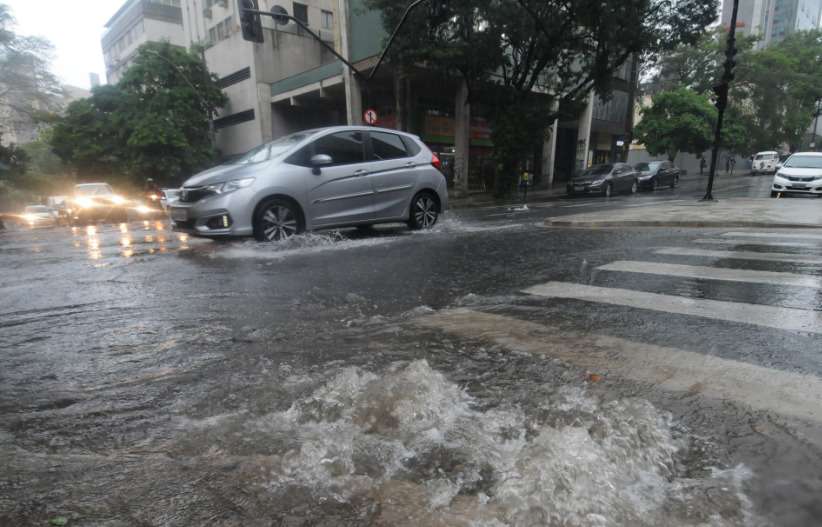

{"left": 102, "top": 0, "right": 188, "bottom": 84}
{"left": 722, "top": 0, "right": 822, "bottom": 48}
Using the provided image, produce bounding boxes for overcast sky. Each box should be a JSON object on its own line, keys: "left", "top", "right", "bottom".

{"left": 5, "top": 0, "right": 121, "bottom": 90}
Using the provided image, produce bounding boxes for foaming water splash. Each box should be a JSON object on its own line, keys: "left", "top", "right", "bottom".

{"left": 214, "top": 232, "right": 399, "bottom": 260}
{"left": 196, "top": 360, "right": 760, "bottom": 526}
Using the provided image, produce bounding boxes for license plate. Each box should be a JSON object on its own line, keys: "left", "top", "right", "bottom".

{"left": 793, "top": 183, "right": 807, "bottom": 188}
{"left": 170, "top": 207, "right": 188, "bottom": 221}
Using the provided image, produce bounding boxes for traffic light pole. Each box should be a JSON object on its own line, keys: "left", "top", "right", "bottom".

{"left": 703, "top": 0, "right": 739, "bottom": 201}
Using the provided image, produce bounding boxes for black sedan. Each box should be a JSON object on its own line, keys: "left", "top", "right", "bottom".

{"left": 634, "top": 161, "right": 680, "bottom": 191}
{"left": 567, "top": 163, "right": 639, "bottom": 198}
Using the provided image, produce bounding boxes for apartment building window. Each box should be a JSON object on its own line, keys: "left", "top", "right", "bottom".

{"left": 321, "top": 10, "right": 333, "bottom": 29}
{"left": 294, "top": 2, "right": 308, "bottom": 25}
{"left": 209, "top": 17, "right": 233, "bottom": 44}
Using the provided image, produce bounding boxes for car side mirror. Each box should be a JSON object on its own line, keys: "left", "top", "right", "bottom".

{"left": 310, "top": 154, "right": 332, "bottom": 174}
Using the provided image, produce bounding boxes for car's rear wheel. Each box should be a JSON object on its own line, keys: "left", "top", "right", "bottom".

{"left": 254, "top": 198, "right": 303, "bottom": 241}
{"left": 652, "top": 177, "right": 659, "bottom": 191}
{"left": 408, "top": 192, "right": 439, "bottom": 230}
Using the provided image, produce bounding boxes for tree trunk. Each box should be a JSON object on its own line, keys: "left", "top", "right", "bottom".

{"left": 454, "top": 78, "right": 471, "bottom": 196}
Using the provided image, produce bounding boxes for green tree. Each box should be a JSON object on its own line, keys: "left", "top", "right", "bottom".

{"left": 51, "top": 43, "right": 226, "bottom": 185}
{"left": 366, "top": 0, "right": 717, "bottom": 194}
{"left": 117, "top": 42, "right": 227, "bottom": 181}
{"left": 0, "top": 133, "right": 29, "bottom": 185}
{"left": 733, "top": 31, "right": 822, "bottom": 152}
{"left": 634, "top": 88, "right": 715, "bottom": 161}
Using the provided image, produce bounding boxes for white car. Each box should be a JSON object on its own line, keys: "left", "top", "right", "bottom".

{"left": 752, "top": 151, "right": 780, "bottom": 175}
{"left": 771, "top": 152, "right": 822, "bottom": 197}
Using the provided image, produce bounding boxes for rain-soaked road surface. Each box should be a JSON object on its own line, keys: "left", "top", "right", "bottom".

{"left": 2, "top": 174, "right": 822, "bottom": 526}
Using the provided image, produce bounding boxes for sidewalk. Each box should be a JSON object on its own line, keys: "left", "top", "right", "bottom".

{"left": 544, "top": 198, "right": 822, "bottom": 229}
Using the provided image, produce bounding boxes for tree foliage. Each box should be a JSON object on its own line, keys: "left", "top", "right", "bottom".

{"left": 0, "top": 133, "right": 29, "bottom": 185}
{"left": 634, "top": 88, "right": 715, "bottom": 161}
{"left": 0, "top": 3, "right": 62, "bottom": 132}
{"left": 654, "top": 29, "right": 822, "bottom": 153}
{"left": 51, "top": 42, "right": 227, "bottom": 185}
{"left": 366, "top": 0, "right": 717, "bottom": 193}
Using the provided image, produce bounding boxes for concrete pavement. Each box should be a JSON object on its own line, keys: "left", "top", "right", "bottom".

{"left": 544, "top": 197, "right": 822, "bottom": 228}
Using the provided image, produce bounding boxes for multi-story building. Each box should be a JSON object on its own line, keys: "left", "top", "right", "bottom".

{"left": 181, "top": 0, "right": 347, "bottom": 156}
{"left": 102, "top": 0, "right": 188, "bottom": 84}
{"left": 722, "top": 0, "right": 822, "bottom": 48}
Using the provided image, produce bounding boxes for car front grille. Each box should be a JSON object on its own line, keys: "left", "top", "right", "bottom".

{"left": 787, "top": 176, "right": 815, "bottom": 182}
{"left": 179, "top": 187, "right": 216, "bottom": 203}
{"left": 172, "top": 219, "right": 196, "bottom": 230}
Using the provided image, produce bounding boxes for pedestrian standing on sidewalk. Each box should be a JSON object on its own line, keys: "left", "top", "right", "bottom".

{"left": 519, "top": 168, "right": 531, "bottom": 204}
{"left": 729, "top": 156, "right": 736, "bottom": 176}
{"left": 700, "top": 157, "right": 706, "bottom": 176}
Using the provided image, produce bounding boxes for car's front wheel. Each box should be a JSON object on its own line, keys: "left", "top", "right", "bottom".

{"left": 630, "top": 180, "right": 638, "bottom": 194}
{"left": 408, "top": 192, "right": 439, "bottom": 230}
{"left": 254, "top": 198, "right": 303, "bottom": 241}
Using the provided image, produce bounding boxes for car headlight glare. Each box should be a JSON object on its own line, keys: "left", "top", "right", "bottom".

{"left": 207, "top": 178, "right": 255, "bottom": 195}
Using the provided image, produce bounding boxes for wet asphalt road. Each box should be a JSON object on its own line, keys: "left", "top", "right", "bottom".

{"left": 2, "top": 173, "right": 822, "bottom": 526}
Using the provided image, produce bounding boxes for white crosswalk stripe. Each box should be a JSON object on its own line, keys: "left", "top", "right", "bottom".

{"left": 694, "top": 238, "right": 820, "bottom": 248}
{"left": 415, "top": 309, "right": 822, "bottom": 423}
{"left": 597, "top": 260, "right": 822, "bottom": 288}
{"left": 523, "top": 281, "right": 822, "bottom": 334}
{"left": 722, "top": 231, "right": 822, "bottom": 241}
{"left": 655, "top": 247, "right": 822, "bottom": 264}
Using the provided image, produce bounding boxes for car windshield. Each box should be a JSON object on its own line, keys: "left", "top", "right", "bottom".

{"left": 782, "top": 155, "right": 822, "bottom": 168}
{"left": 228, "top": 131, "right": 318, "bottom": 165}
{"left": 755, "top": 153, "right": 776, "bottom": 160}
{"left": 75, "top": 183, "right": 114, "bottom": 196}
{"left": 580, "top": 165, "right": 613, "bottom": 177}
{"left": 24, "top": 206, "right": 50, "bottom": 213}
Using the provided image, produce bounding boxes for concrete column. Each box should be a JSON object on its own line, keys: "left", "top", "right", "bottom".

{"left": 542, "top": 118, "right": 559, "bottom": 186}
{"left": 576, "top": 94, "right": 595, "bottom": 170}
{"left": 454, "top": 78, "right": 471, "bottom": 195}
{"left": 257, "top": 83, "right": 274, "bottom": 142}
{"left": 338, "top": 0, "right": 361, "bottom": 125}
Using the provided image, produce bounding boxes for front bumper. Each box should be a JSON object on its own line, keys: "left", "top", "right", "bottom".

{"left": 167, "top": 188, "right": 255, "bottom": 237}
{"left": 772, "top": 176, "right": 822, "bottom": 195}
{"left": 567, "top": 181, "right": 604, "bottom": 194}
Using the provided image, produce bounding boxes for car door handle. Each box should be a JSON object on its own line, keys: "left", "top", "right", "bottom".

{"left": 353, "top": 169, "right": 367, "bottom": 176}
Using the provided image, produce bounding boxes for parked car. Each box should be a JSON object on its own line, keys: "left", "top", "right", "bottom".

{"left": 70, "top": 183, "right": 131, "bottom": 224}
{"left": 751, "top": 151, "right": 780, "bottom": 175}
{"left": 22, "top": 205, "right": 58, "bottom": 228}
{"left": 770, "top": 152, "right": 822, "bottom": 198}
{"left": 634, "top": 161, "right": 680, "bottom": 191}
{"left": 566, "top": 163, "right": 639, "bottom": 197}
{"left": 167, "top": 126, "right": 448, "bottom": 241}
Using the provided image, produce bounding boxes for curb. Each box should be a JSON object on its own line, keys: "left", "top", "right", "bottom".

{"left": 543, "top": 219, "right": 822, "bottom": 229}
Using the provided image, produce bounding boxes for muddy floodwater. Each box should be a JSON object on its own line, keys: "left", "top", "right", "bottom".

{"left": 2, "top": 215, "right": 822, "bottom": 526}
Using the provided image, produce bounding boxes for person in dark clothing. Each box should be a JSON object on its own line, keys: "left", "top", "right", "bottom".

{"left": 700, "top": 157, "right": 706, "bottom": 176}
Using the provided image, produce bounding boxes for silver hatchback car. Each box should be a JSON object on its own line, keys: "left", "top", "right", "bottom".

{"left": 168, "top": 126, "right": 448, "bottom": 241}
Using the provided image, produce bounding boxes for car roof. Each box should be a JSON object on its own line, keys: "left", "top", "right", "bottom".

{"left": 787, "top": 152, "right": 822, "bottom": 157}
{"left": 755, "top": 151, "right": 778, "bottom": 154}
{"left": 305, "top": 125, "right": 419, "bottom": 139}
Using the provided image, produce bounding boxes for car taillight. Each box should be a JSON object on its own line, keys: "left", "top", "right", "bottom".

{"left": 431, "top": 153, "right": 442, "bottom": 170}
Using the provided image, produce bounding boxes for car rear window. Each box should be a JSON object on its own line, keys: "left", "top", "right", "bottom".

{"left": 371, "top": 132, "right": 408, "bottom": 160}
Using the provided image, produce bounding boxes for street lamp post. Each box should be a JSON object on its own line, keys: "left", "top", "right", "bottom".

{"left": 703, "top": 0, "right": 740, "bottom": 201}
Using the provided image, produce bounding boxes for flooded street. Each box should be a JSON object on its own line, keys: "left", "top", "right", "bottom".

{"left": 2, "top": 184, "right": 822, "bottom": 526}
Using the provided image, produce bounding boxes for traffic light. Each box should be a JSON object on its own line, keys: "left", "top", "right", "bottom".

{"left": 240, "top": 0, "right": 264, "bottom": 43}
{"left": 712, "top": 83, "right": 729, "bottom": 111}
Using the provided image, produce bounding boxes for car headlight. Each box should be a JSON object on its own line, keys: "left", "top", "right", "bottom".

{"left": 774, "top": 171, "right": 786, "bottom": 179}
{"left": 206, "top": 178, "right": 256, "bottom": 195}
{"left": 590, "top": 178, "right": 606, "bottom": 185}
{"left": 74, "top": 196, "right": 96, "bottom": 208}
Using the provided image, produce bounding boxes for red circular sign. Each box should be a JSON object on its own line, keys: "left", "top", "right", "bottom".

{"left": 363, "top": 108, "right": 378, "bottom": 125}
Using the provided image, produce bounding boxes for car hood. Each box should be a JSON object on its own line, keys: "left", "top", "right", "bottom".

{"left": 777, "top": 167, "right": 822, "bottom": 178}
{"left": 182, "top": 163, "right": 258, "bottom": 187}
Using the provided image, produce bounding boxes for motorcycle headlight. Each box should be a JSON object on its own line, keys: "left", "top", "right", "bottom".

{"left": 206, "top": 178, "right": 255, "bottom": 195}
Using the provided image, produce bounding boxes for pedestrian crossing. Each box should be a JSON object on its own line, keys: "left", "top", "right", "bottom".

{"left": 418, "top": 229, "right": 822, "bottom": 424}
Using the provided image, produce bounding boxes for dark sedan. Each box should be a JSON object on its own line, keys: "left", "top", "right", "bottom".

{"left": 567, "top": 163, "right": 639, "bottom": 198}
{"left": 635, "top": 161, "right": 680, "bottom": 191}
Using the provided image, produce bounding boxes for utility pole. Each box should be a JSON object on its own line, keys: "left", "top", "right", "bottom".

{"left": 703, "top": 0, "right": 739, "bottom": 201}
